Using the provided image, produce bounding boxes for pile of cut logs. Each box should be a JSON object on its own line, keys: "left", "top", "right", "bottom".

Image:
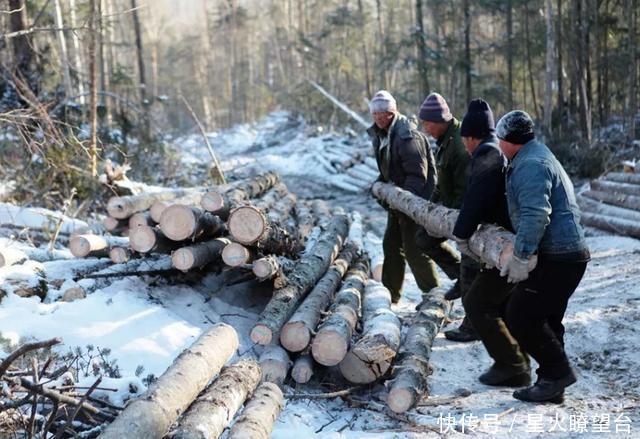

{"left": 578, "top": 172, "right": 640, "bottom": 239}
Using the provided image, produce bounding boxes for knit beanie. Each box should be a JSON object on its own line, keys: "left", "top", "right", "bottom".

{"left": 369, "top": 90, "right": 397, "bottom": 113}
{"left": 419, "top": 92, "right": 453, "bottom": 123}
{"left": 496, "top": 110, "right": 535, "bottom": 144}
{"left": 460, "top": 99, "right": 495, "bottom": 139}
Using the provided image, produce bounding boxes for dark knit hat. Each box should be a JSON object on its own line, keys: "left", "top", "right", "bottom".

{"left": 419, "top": 93, "right": 452, "bottom": 123}
{"left": 460, "top": 99, "right": 495, "bottom": 139}
{"left": 496, "top": 110, "right": 535, "bottom": 144}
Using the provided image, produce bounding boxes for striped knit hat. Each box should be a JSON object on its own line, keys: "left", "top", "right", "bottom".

{"left": 419, "top": 92, "right": 453, "bottom": 123}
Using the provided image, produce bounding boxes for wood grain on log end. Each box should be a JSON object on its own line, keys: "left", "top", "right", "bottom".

{"left": 253, "top": 258, "right": 275, "bottom": 279}
{"left": 387, "top": 387, "right": 414, "bottom": 413}
{"left": 228, "top": 206, "right": 267, "bottom": 245}
{"left": 110, "top": 247, "right": 131, "bottom": 264}
{"left": 311, "top": 331, "right": 348, "bottom": 366}
{"left": 161, "top": 205, "right": 197, "bottom": 241}
{"left": 339, "top": 351, "right": 391, "bottom": 384}
{"left": 279, "top": 322, "right": 310, "bottom": 353}
{"left": 129, "top": 212, "right": 152, "bottom": 229}
{"left": 129, "top": 226, "right": 157, "bottom": 253}
{"left": 106, "top": 197, "right": 130, "bottom": 219}
{"left": 172, "top": 247, "right": 195, "bottom": 271}
{"left": 250, "top": 324, "right": 273, "bottom": 345}
{"left": 150, "top": 201, "right": 171, "bottom": 223}
{"left": 69, "top": 235, "right": 106, "bottom": 257}
{"left": 201, "top": 191, "right": 225, "bottom": 212}
{"left": 222, "top": 242, "right": 251, "bottom": 267}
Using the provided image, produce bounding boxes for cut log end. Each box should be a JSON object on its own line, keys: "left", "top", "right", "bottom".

{"left": 106, "top": 197, "right": 129, "bottom": 219}
{"left": 339, "top": 351, "right": 391, "bottom": 384}
{"left": 150, "top": 201, "right": 170, "bottom": 223}
{"left": 201, "top": 191, "right": 225, "bottom": 212}
{"left": 387, "top": 387, "right": 415, "bottom": 414}
{"left": 228, "top": 206, "right": 267, "bottom": 245}
{"left": 129, "top": 226, "right": 157, "bottom": 253}
{"left": 222, "top": 242, "right": 251, "bottom": 267}
{"left": 250, "top": 324, "right": 273, "bottom": 346}
{"left": 371, "top": 264, "right": 383, "bottom": 282}
{"left": 279, "top": 322, "right": 310, "bottom": 353}
{"left": 109, "top": 247, "right": 131, "bottom": 264}
{"left": 253, "top": 258, "right": 276, "bottom": 279}
{"left": 171, "top": 248, "right": 195, "bottom": 272}
{"left": 161, "top": 205, "right": 197, "bottom": 241}
{"left": 311, "top": 331, "right": 348, "bottom": 366}
{"left": 291, "top": 356, "right": 314, "bottom": 384}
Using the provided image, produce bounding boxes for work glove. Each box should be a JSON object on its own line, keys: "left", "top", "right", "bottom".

{"left": 454, "top": 237, "right": 481, "bottom": 263}
{"left": 499, "top": 254, "right": 531, "bottom": 283}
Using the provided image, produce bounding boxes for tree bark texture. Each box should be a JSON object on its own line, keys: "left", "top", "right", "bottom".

{"left": 69, "top": 235, "right": 129, "bottom": 258}
{"left": 577, "top": 195, "right": 640, "bottom": 223}
{"left": 227, "top": 382, "right": 284, "bottom": 439}
{"left": 159, "top": 205, "right": 226, "bottom": 242}
{"left": 129, "top": 226, "right": 183, "bottom": 254}
{"left": 171, "top": 238, "right": 229, "bottom": 272}
{"left": 258, "top": 344, "right": 291, "bottom": 387}
{"left": 201, "top": 172, "right": 280, "bottom": 219}
{"left": 107, "top": 189, "right": 201, "bottom": 219}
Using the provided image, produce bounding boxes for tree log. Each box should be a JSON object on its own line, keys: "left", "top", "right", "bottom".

{"left": 107, "top": 189, "right": 201, "bottom": 219}
{"left": 252, "top": 255, "right": 296, "bottom": 282}
{"left": 339, "top": 281, "right": 401, "bottom": 384}
{"left": 100, "top": 323, "right": 239, "bottom": 439}
{"left": 347, "top": 211, "right": 364, "bottom": 249}
{"left": 150, "top": 192, "right": 204, "bottom": 223}
{"left": 280, "top": 243, "right": 357, "bottom": 352}
{"left": 258, "top": 344, "right": 291, "bottom": 387}
{"left": 577, "top": 195, "right": 640, "bottom": 223}
{"left": 171, "top": 238, "right": 229, "bottom": 271}
{"left": 201, "top": 172, "right": 280, "bottom": 218}
{"left": 102, "top": 217, "right": 128, "bottom": 234}
{"left": 591, "top": 179, "right": 640, "bottom": 197}
{"left": 227, "top": 206, "right": 302, "bottom": 255}
{"left": 250, "top": 215, "right": 350, "bottom": 345}
{"left": 582, "top": 190, "right": 640, "bottom": 212}
{"left": 109, "top": 246, "right": 138, "bottom": 264}
{"left": 69, "top": 235, "right": 129, "bottom": 258}
{"left": 602, "top": 172, "right": 640, "bottom": 186}
{"left": 372, "top": 182, "right": 536, "bottom": 271}
{"left": 580, "top": 212, "right": 640, "bottom": 239}
{"left": 222, "top": 242, "right": 255, "bottom": 267}
{"left": 364, "top": 232, "right": 383, "bottom": 281}
{"left": 311, "top": 258, "right": 368, "bottom": 366}
{"left": 386, "top": 288, "right": 448, "bottom": 413}
{"left": 129, "top": 211, "right": 155, "bottom": 229}
{"left": 291, "top": 351, "right": 315, "bottom": 384}
{"left": 294, "top": 203, "right": 316, "bottom": 242}
{"left": 227, "top": 382, "right": 284, "bottom": 439}
{"left": 168, "top": 359, "right": 261, "bottom": 439}
{"left": 129, "top": 226, "right": 183, "bottom": 254}
{"left": 0, "top": 246, "right": 71, "bottom": 268}
{"left": 159, "top": 205, "right": 226, "bottom": 242}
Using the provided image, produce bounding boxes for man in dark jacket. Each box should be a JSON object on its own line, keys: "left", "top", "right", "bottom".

{"left": 497, "top": 110, "right": 590, "bottom": 403}
{"left": 367, "top": 90, "right": 439, "bottom": 303}
{"left": 418, "top": 92, "right": 480, "bottom": 341}
{"left": 453, "top": 99, "right": 531, "bottom": 388}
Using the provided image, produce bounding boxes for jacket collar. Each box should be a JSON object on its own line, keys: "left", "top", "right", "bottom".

{"left": 367, "top": 113, "right": 412, "bottom": 140}
{"left": 471, "top": 134, "right": 500, "bottom": 159}
{"left": 437, "top": 118, "right": 460, "bottom": 147}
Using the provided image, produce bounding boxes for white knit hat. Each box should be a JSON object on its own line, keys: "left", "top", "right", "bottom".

{"left": 368, "top": 90, "right": 397, "bottom": 114}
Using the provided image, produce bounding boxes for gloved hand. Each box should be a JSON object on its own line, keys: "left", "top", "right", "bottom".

{"left": 454, "top": 237, "right": 481, "bottom": 263}
{"left": 499, "top": 254, "right": 531, "bottom": 283}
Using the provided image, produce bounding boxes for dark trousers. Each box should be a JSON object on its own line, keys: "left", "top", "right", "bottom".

{"left": 382, "top": 212, "right": 443, "bottom": 301}
{"left": 463, "top": 268, "right": 527, "bottom": 368}
{"left": 414, "top": 230, "right": 462, "bottom": 282}
{"left": 505, "top": 259, "right": 588, "bottom": 380}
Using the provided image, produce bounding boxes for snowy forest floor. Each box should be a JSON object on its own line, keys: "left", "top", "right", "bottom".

{"left": 1, "top": 112, "right": 639, "bottom": 438}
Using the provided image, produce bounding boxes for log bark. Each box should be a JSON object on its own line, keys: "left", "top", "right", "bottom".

{"left": 201, "top": 172, "right": 280, "bottom": 218}
{"left": 590, "top": 179, "right": 640, "bottom": 197}
{"left": 372, "top": 182, "right": 537, "bottom": 271}
{"left": 100, "top": 323, "right": 239, "bottom": 439}
{"left": 364, "top": 232, "right": 383, "bottom": 282}
{"left": 129, "top": 226, "right": 183, "bottom": 254}
{"left": 222, "top": 242, "right": 255, "bottom": 267}
{"left": 583, "top": 190, "right": 640, "bottom": 212}
{"left": 339, "top": 281, "right": 401, "bottom": 384}
{"left": 294, "top": 203, "right": 316, "bottom": 242}
{"left": 227, "top": 382, "right": 284, "bottom": 439}
{"left": 102, "top": 217, "right": 128, "bottom": 234}
{"left": 347, "top": 211, "right": 364, "bottom": 249}
{"left": 258, "top": 345, "right": 291, "bottom": 387}
{"left": 291, "top": 352, "right": 314, "bottom": 384}
{"left": 602, "top": 172, "right": 640, "bottom": 186}
{"left": 252, "top": 183, "right": 289, "bottom": 212}
{"left": 0, "top": 246, "right": 70, "bottom": 268}
{"left": 386, "top": 288, "right": 448, "bottom": 413}
{"left": 69, "top": 235, "right": 129, "bottom": 258}
{"left": 168, "top": 359, "right": 261, "bottom": 439}
{"left": 107, "top": 189, "right": 202, "bottom": 219}
{"left": 160, "top": 205, "right": 226, "bottom": 242}
{"left": 280, "top": 243, "right": 357, "bottom": 352}
{"left": 227, "top": 206, "right": 302, "bottom": 255}
{"left": 580, "top": 212, "right": 640, "bottom": 239}
{"left": 311, "top": 258, "right": 368, "bottom": 366}
{"left": 171, "top": 238, "right": 229, "bottom": 271}
{"left": 252, "top": 255, "right": 296, "bottom": 282}
{"left": 577, "top": 195, "right": 640, "bottom": 223}
{"left": 251, "top": 215, "right": 350, "bottom": 345}
{"left": 129, "top": 211, "right": 155, "bottom": 229}
{"left": 150, "top": 192, "right": 204, "bottom": 223}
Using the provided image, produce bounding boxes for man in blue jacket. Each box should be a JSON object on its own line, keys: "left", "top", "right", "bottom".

{"left": 496, "top": 110, "right": 590, "bottom": 403}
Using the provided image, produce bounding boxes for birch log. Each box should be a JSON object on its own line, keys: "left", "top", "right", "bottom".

{"left": 129, "top": 226, "right": 182, "bottom": 254}
{"left": 102, "top": 217, "right": 128, "bottom": 234}
{"left": 109, "top": 246, "right": 137, "bottom": 264}
{"left": 222, "top": 242, "right": 255, "bottom": 267}
{"left": 577, "top": 195, "right": 640, "bottom": 223}
{"left": 311, "top": 258, "right": 368, "bottom": 366}
{"left": 291, "top": 351, "right": 315, "bottom": 384}
{"left": 252, "top": 255, "right": 296, "bottom": 282}
{"left": 339, "top": 281, "right": 401, "bottom": 384}
{"left": 129, "top": 211, "right": 155, "bottom": 229}
{"left": 250, "top": 215, "right": 349, "bottom": 345}
{"left": 171, "top": 238, "right": 229, "bottom": 271}
{"left": 69, "top": 235, "right": 129, "bottom": 258}
{"left": 227, "top": 382, "right": 284, "bottom": 439}
{"left": 201, "top": 172, "right": 280, "bottom": 218}
{"left": 280, "top": 243, "right": 357, "bottom": 352}
{"left": 294, "top": 203, "right": 316, "bottom": 242}
{"left": 168, "top": 359, "right": 261, "bottom": 439}
{"left": 582, "top": 190, "right": 640, "bottom": 212}
{"left": 99, "top": 323, "right": 239, "bottom": 439}
{"left": 227, "top": 206, "right": 302, "bottom": 255}
{"left": 364, "top": 232, "right": 384, "bottom": 281}
{"left": 150, "top": 192, "right": 204, "bottom": 223}
{"left": 160, "top": 205, "right": 226, "bottom": 242}
{"left": 602, "top": 172, "right": 640, "bottom": 186}
{"left": 372, "top": 182, "right": 536, "bottom": 271}
{"left": 107, "top": 189, "right": 202, "bottom": 219}
{"left": 259, "top": 344, "right": 291, "bottom": 386}
{"left": 590, "top": 179, "right": 640, "bottom": 197}
{"left": 580, "top": 212, "right": 640, "bottom": 239}
{"left": 0, "top": 246, "right": 71, "bottom": 268}
{"left": 386, "top": 288, "right": 448, "bottom": 413}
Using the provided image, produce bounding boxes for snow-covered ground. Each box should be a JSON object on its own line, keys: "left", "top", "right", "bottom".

{"left": 1, "top": 112, "right": 639, "bottom": 437}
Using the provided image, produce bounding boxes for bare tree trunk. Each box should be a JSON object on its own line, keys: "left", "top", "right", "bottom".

{"left": 130, "top": 0, "right": 150, "bottom": 139}
{"left": 557, "top": 0, "right": 565, "bottom": 130}
{"left": 8, "top": 0, "right": 35, "bottom": 85}
{"left": 524, "top": 3, "right": 540, "bottom": 120}
{"left": 544, "top": 0, "right": 555, "bottom": 136}
{"left": 88, "top": 0, "right": 99, "bottom": 176}
{"left": 506, "top": 0, "right": 513, "bottom": 108}
{"left": 463, "top": 0, "right": 472, "bottom": 103}
{"left": 628, "top": 0, "right": 638, "bottom": 139}
{"left": 53, "top": 0, "right": 73, "bottom": 98}
{"left": 357, "top": 0, "right": 372, "bottom": 98}
{"left": 68, "top": 0, "right": 86, "bottom": 105}
{"left": 414, "top": 0, "right": 430, "bottom": 98}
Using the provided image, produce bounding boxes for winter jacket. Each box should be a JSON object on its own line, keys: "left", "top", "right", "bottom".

{"left": 506, "top": 139, "right": 589, "bottom": 260}
{"left": 433, "top": 118, "right": 470, "bottom": 209}
{"left": 453, "top": 135, "right": 512, "bottom": 239}
{"left": 368, "top": 114, "right": 437, "bottom": 200}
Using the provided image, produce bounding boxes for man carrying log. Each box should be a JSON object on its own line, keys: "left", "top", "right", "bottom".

{"left": 452, "top": 99, "right": 530, "bottom": 387}
{"left": 366, "top": 90, "right": 439, "bottom": 303}
{"left": 496, "top": 110, "right": 591, "bottom": 403}
{"left": 417, "top": 92, "right": 480, "bottom": 342}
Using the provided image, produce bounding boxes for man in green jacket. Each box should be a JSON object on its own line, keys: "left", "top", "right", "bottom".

{"left": 418, "top": 92, "right": 481, "bottom": 342}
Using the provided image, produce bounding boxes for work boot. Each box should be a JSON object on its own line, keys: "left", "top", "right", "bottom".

{"left": 444, "top": 281, "right": 462, "bottom": 301}
{"left": 512, "top": 370, "right": 576, "bottom": 403}
{"left": 444, "top": 317, "right": 480, "bottom": 342}
{"left": 479, "top": 363, "right": 531, "bottom": 387}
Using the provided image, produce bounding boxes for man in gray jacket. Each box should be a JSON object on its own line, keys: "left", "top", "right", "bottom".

{"left": 497, "top": 110, "right": 590, "bottom": 403}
